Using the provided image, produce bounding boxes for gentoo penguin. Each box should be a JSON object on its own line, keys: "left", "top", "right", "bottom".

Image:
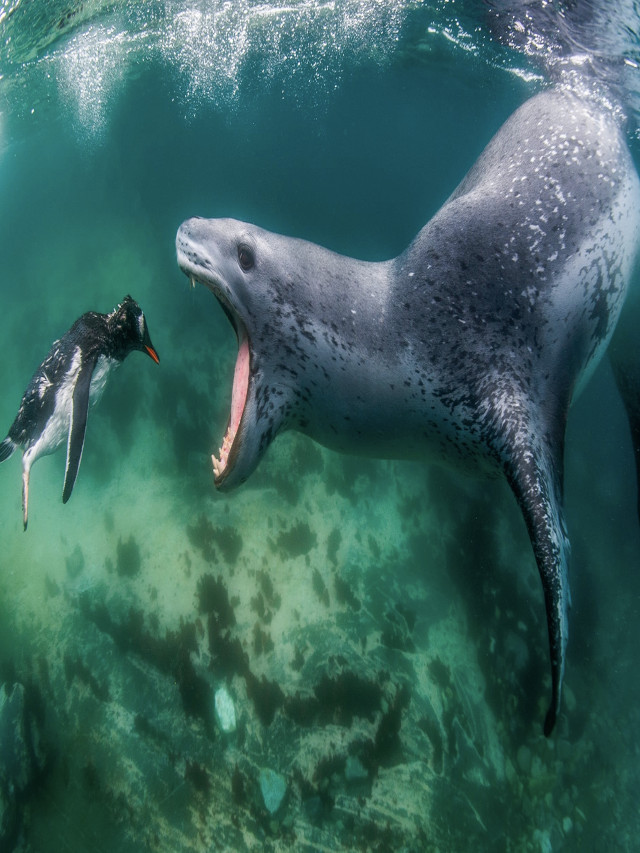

{"left": 0, "top": 295, "right": 159, "bottom": 529}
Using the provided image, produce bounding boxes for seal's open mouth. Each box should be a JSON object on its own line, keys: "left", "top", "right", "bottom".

{"left": 189, "top": 274, "right": 250, "bottom": 486}
{"left": 214, "top": 330, "right": 249, "bottom": 480}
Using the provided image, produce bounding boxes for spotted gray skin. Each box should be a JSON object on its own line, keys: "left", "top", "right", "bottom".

{"left": 177, "top": 87, "right": 640, "bottom": 735}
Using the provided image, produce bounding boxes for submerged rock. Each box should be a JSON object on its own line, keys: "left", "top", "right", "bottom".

{"left": 259, "top": 768, "right": 287, "bottom": 815}
{"left": 214, "top": 685, "right": 237, "bottom": 734}
{"left": 344, "top": 755, "right": 368, "bottom": 783}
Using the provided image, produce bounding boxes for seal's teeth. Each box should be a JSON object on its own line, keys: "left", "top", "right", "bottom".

{"left": 190, "top": 275, "right": 196, "bottom": 290}
{"left": 212, "top": 427, "right": 235, "bottom": 481}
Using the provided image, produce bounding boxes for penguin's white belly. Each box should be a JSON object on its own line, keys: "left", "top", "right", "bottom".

{"left": 28, "top": 348, "right": 83, "bottom": 463}
{"left": 26, "top": 352, "right": 117, "bottom": 465}
{"left": 89, "top": 354, "right": 119, "bottom": 403}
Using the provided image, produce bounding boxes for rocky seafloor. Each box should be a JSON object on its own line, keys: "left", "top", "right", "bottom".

{"left": 0, "top": 347, "right": 639, "bottom": 853}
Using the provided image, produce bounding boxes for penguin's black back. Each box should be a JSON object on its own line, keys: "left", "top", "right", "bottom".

{"left": 7, "top": 312, "right": 111, "bottom": 449}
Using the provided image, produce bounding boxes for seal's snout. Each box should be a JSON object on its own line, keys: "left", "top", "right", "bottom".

{"left": 176, "top": 218, "right": 210, "bottom": 283}
{"left": 176, "top": 217, "right": 200, "bottom": 256}
{"left": 177, "top": 215, "right": 215, "bottom": 246}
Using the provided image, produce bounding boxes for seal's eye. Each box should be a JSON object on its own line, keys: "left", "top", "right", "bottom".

{"left": 238, "top": 244, "right": 255, "bottom": 272}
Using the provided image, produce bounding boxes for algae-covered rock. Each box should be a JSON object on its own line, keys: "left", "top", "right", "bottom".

{"left": 0, "top": 682, "right": 47, "bottom": 848}
{"left": 214, "top": 685, "right": 237, "bottom": 734}
{"left": 344, "top": 755, "right": 368, "bottom": 783}
{"left": 65, "top": 544, "right": 85, "bottom": 579}
{"left": 259, "top": 768, "right": 287, "bottom": 815}
{"left": 116, "top": 534, "right": 141, "bottom": 577}
{"left": 0, "top": 683, "right": 31, "bottom": 793}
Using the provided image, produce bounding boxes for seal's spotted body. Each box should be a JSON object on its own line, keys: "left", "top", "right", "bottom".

{"left": 177, "top": 88, "right": 640, "bottom": 734}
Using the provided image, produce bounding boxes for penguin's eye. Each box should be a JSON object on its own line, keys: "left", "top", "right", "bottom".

{"left": 238, "top": 244, "right": 255, "bottom": 272}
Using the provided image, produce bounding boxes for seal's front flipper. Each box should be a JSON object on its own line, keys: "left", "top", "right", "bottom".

{"left": 63, "top": 357, "right": 96, "bottom": 504}
{"left": 507, "top": 450, "right": 570, "bottom": 735}
{"left": 486, "top": 389, "right": 570, "bottom": 735}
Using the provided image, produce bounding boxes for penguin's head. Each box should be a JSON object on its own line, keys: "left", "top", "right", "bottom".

{"left": 109, "top": 295, "right": 160, "bottom": 364}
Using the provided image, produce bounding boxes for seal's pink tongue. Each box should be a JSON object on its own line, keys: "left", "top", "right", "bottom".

{"left": 212, "top": 335, "right": 250, "bottom": 479}
{"left": 230, "top": 336, "right": 250, "bottom": 438}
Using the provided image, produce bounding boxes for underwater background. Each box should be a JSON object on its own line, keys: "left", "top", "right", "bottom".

{"left": 0, "top": 0, "right": 640, "bottom": 850}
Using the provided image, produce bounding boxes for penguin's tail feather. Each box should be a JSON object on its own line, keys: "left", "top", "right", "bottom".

{"left": 0, "top": 437, "right": 16, "bottom": 463}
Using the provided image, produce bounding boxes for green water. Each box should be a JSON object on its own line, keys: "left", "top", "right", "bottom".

{"left": 0, "top": 1, "right": 639, "bottom": 851}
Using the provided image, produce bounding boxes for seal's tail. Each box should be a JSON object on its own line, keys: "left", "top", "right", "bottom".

{"left": 0, "top": 437, "right": 16, "bottom": 463}
{"left": 486, "top": 0, "right": 638, "bottom": 123}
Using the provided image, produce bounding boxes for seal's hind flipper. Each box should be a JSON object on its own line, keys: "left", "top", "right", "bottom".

{"left": 62, "top": 357, "right": 96, "bottom": 504}
{"left": 484, "top": 385, "right": 570, "bottom": 735}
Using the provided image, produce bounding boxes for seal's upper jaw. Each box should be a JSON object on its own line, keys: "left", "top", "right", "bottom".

{"left": 176, "top": 217, "right": 261, "bottom": 490}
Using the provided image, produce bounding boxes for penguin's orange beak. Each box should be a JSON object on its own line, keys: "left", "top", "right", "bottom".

{"left": 145, "top": 345, "right": 160, "bottom": 364}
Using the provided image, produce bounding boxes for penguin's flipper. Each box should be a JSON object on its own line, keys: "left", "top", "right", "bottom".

{"left": 62, "top": 356, "right": 96, "bottom": 504}
{"left": 484, "top": 381, "right": 570, "bottom": 735}
{"left": 0, "top": 437, "right": 16, "bottom": 463}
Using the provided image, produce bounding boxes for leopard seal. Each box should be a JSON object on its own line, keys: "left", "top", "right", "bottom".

{"left": 176, "top": 86, "right": 640, "bottom": 735}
